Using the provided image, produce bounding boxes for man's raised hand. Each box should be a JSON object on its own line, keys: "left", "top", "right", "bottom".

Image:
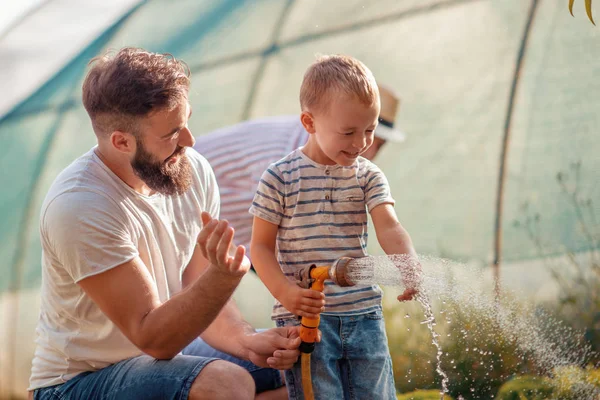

{"left": 197, "top": 212, "right": 251, "bottom": 278}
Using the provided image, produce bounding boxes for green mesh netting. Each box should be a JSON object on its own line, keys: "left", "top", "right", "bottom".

{"left": 1, "top": 0, "right": 598, "bottom": 295}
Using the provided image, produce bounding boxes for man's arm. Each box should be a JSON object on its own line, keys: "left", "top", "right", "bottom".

{"left": 78, "top": 214, "right": 248, "bottom": 360}
{"left": 181, "top": 239, "right": 255, "bottom": 359}
{"left": 182, "top": 233, "right": 301, "bottom": 370}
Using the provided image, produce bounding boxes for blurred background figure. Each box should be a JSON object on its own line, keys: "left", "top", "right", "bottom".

{"left": 1, "top": 1, "right": 599, "bottom": 398}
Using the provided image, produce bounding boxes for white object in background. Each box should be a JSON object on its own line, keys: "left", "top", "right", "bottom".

{"left": 0, "top": 0, "right": 142, "bottom": 120}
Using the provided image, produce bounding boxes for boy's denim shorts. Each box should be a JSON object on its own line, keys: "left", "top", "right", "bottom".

{"left": 32, "top": 336, "right": 283, "bottom": 399}
{"left": 276, "top": 310, "right": 396, "bottom": 400}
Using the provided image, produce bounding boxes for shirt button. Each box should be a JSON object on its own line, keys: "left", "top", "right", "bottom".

{"left": 325, "top": 170, "right": 330, "bottom": 175}
{"left": 325, "top": 194, "right": 330, "bottom": 200}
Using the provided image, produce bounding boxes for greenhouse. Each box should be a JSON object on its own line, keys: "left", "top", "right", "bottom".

{"left": 1, "top": 0, "right": 598, "bottom": 398}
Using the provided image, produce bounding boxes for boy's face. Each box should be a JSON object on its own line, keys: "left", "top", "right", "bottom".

{"left": 302, "top": 94, "right": 380, "bottom": 166}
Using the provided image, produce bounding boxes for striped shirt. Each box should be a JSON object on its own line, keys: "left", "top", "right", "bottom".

{"left": 249, "top": 149, "right": 395, "bottom": 320}
{"left": 193, "top": 116, "right": 309, "bottom": 255}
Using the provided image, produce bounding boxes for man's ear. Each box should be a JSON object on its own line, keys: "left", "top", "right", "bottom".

{"left": 109, "top": 130, "right": 136, "bottom": 155}
{"left": 300, "top": 111, "right": 316, "bottom": 134}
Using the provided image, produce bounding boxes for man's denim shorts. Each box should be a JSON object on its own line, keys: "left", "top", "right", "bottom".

{"left": 32, "top": 337, "right": 283, "bottom": 399}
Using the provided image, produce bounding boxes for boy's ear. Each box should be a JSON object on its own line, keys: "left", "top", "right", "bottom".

{"left": 300, "top": 111, "right": 316, "bottom": 134}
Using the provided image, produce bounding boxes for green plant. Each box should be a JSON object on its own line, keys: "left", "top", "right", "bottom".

{"left": 496, "top": 375, "right": 553, "bottom": 400}
{"left": 384, "top": 289, "right": 537, "bottom": 399}
{"left": 438, "top": 298, "right": 538, "bottom": 399}
{"left": 569, "top": 0, "right": 595, "bottom": 25}
{"left": 513, "top": 161, "right": 600, "bottom": 364}
{"left": 548, "top": 365, "right": 600, "bottom": 399}
{"left": 385, "top": 298, "right": 439, "bottom": 394}
{"left": 586, "top": 366, "right": 600, "bottom": 386}
{"left": 396, "top": 389, "right": 454, "bottom": 400}
{"left": 494, "top": 367, "right": 600, "bottom": 399}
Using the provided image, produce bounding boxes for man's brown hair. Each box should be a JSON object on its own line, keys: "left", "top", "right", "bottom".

{"left": 82, "top": 47, "right": 190, "bottom": 136}
{"left": 299, "top": 54, "right": 379, "bottom": 114}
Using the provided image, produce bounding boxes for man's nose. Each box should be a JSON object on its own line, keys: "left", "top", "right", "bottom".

{"left": 178, "top": 127, "right": 195, "bottom": 148}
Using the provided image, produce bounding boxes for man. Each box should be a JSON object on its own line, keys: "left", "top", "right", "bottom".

{"left": 193, "top": 85, "right": 406, "bottom": 257}
{"left": 28, "top": 47, "right": 302, "bottom": 400}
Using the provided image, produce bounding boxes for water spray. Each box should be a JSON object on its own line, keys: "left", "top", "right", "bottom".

{"left": 293, "top": 254, "right": 599, "bottom": 399}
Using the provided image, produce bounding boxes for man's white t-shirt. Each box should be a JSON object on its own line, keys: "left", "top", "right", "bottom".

{"left": 29, "top": 147, "right": 219, "bottom": 390}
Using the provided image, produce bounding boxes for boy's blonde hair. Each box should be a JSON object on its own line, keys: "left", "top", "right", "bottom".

{"left": 300, "top": 54, "right": 379, "bottom": 114}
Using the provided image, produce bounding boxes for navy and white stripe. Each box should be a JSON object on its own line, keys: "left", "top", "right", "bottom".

{"left": 250, "top": 149, "right": 395, "bottom": 320}
{"left": 193, "top": 116, "right": 309, "bottom": 254}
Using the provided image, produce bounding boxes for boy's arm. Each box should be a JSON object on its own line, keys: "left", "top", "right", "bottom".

{"left": 249, "top": 216, "right": 290, "bottom": 299}
{"left": 251, "top": 216, "right": 324, "bottom": 318}
{"left": 371, "top": 203, "right": 417, "bottom": 257}
{"left": 371, "top": 203, "right": 421, "bottom": 301}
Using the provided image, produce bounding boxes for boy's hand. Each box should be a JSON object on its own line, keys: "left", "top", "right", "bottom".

{"left": 397, "top": 287, "right": 418, "bottom": 302}
{"left": 279, "top": 284, "right": 325, "bottom": 319}
{"left": 398, "top": 258, "right": 422, "bottom": 302}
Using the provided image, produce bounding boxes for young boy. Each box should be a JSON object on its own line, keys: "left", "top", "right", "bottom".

{"left": 250, "top": 54, "right": 419, "bottom": 399}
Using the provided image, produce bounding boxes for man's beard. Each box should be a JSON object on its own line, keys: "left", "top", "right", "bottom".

{"left": 131, "top": 138, "right": 192, "bottom": 196}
